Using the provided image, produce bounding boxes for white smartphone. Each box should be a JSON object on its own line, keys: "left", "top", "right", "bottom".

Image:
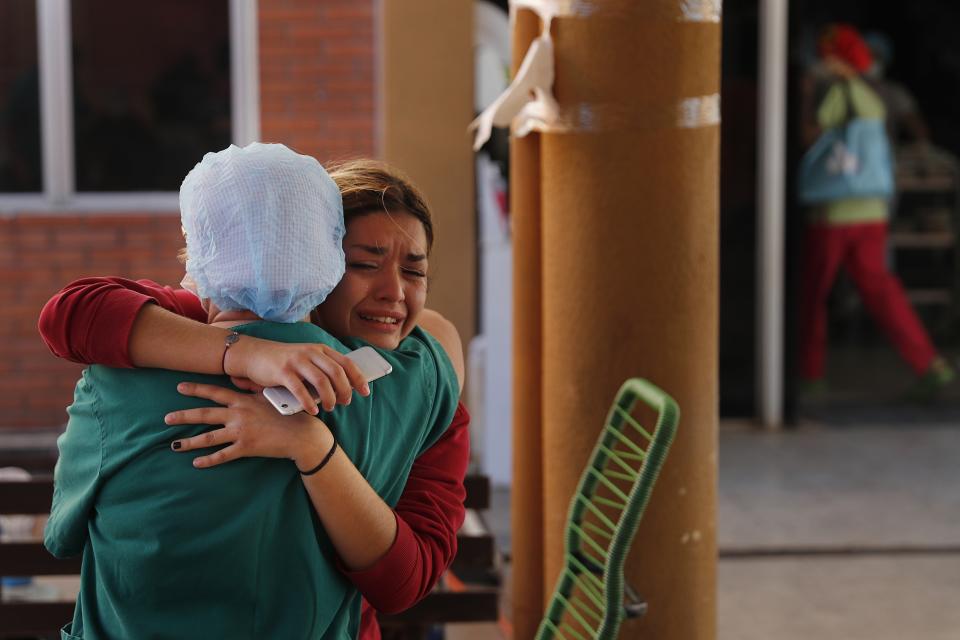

{"left": 262, "top": 346, "right": 393, "bottom": 415}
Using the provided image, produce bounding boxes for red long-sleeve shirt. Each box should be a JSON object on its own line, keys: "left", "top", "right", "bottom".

{"left": 38, "top": 277, "right": 470, "bottom": 640}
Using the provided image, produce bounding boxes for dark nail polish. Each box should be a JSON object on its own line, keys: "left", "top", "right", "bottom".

{"left": 172, "top": 441, "right": 181, "bottom": 450}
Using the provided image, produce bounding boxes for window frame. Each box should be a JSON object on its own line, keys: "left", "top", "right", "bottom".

{"left": 0, "top": 0, "right": 260, "bottom": 213}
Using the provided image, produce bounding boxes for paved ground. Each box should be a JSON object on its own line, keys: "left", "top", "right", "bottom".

{"left": 719, "top": 422, "right": 960, "bottom": 550}
{"left": 719, "top": 554, "right": 960, "bottom": 640}
{"left": 452, "top": 416, "right": 960, "bottom": 639}
{"left": 717, "top": 420, "right": 960, "bottom": 640}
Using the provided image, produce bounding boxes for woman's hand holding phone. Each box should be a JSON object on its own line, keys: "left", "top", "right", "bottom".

{"left": 262, "top": 346, "right": 392, "bottom": 415}
{"left": 223, "top": 337, "right": 370, "bottom": 414}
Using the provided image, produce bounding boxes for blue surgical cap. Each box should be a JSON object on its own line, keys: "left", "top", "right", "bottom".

{"left": 180, "top": 143, "right": 346, "bottom": 323}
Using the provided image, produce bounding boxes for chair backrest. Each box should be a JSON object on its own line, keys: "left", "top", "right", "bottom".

{"left": 536, "top": 378, "right": 679, "bottom": 640}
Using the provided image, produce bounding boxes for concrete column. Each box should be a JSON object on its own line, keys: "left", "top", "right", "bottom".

{"left": 378, "top": 0, "right": 476, "bottom": 343}
{"left": 509, "top": 9, "right": 546, "bottom": 638}
{"left": 521, "top": 3, "right": 720, "bottom": 638}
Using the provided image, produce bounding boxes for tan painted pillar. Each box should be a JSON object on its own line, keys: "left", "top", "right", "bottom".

{"left": 518, "top": 4, "right": 720, "bottom": 639}
{"left": 378, "top": 0, "right": 476, "bottom": 342}
{"left": 509, "top": 10, "right": 546, "bottom": 639}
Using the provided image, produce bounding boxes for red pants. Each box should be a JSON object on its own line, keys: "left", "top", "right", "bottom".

{"left": 799, "top": 222, "right": 936, "bottom": 380}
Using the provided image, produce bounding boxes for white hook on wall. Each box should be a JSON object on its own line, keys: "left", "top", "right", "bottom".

{"left": 469, "top": 4, "right": 558, "bottom": 150}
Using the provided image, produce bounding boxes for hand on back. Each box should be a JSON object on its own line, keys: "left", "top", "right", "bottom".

{"left": 165, "top": 382, "right": 331, "bottom": 470}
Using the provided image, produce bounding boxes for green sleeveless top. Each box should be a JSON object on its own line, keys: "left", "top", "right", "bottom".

{"left": 45, "top": 322, "right": 458, "bottom": 640}
{"left": 811, "top": 76, "right": 890, "bottom": 225}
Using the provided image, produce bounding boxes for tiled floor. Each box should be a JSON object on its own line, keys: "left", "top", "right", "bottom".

{"left": 460, "top": 415, "right": 960, "bottom": 639}
{"left": 719, "top": 554, "right": 960, "bottom": 640}
{"left": 717, "top": 419, "right": 960, "bottom": 640}
{"left": 718, "top": 422, "right": 960, "bottom": 550}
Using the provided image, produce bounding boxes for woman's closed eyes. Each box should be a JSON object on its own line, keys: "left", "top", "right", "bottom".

{"left": 347, "top": 262, "right": 427, "bottom": 279}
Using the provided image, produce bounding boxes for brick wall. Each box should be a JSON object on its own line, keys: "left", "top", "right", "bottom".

{"left": 1, "top": 214, "right": 184, "bottom": 428}
{"left": 1, "top": 1, "right": 377, "bottom": 429}
{"left": 259, "top": 0, "right": 375, "bottom": 160}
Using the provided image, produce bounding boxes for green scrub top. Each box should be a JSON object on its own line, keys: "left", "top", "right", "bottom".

{"left": 45, "top": 322, "right": 458, "bottom": 640}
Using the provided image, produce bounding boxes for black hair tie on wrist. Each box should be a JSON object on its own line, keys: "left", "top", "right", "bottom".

{"left": 299, "top": 434, "right": 338, "bottom": 476}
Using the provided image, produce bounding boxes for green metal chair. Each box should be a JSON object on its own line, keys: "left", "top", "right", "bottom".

{"left": 535, "top": 378, "right": 679, "bottom": 640}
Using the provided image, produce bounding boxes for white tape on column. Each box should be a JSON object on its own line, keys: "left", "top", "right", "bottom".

{"left": 678, "top": 94, "right": 721, "bottom": 128}
{"left": 469, "top": 0, "right": 722, "bottom": 147}
{"left": 512, "top": 0, "right": 721, "bottom": 22}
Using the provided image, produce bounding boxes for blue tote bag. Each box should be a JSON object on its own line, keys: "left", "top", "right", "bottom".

{"left": 798, "top": 83, "right": 894, "bottom": 204}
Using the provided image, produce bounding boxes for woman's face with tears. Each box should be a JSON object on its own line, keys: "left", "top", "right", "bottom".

{"left": 313, "top": 211, "right": 429, "bottom": 350}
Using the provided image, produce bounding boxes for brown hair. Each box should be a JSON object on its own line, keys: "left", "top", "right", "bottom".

{"left": 177, "top": 227, "right": 188, "bottom": 264}
{"left": 327, "top": 159, "right": 435, "bottom": 253}
{"left": 177, "top": 158, "right": 434, "bottom": 264}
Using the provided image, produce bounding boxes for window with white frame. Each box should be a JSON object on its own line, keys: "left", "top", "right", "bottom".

{"left": 0, "top": 0, "right": 258, "bottom": 209}
{"left": 0, "top": 1, "right": 42, "bottom": 192}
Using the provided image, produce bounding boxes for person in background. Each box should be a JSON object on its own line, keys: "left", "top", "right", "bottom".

{"left": 798, "top": 23, "right": 955, "bottom": 399}
{"left": 39, "top": 158, "right": 471, "bottom": 639}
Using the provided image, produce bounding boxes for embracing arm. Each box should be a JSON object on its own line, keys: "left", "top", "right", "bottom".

{"left": 168, "top": 386, "right": 470, "bottom": 609}
{"left": 38, "top": 276, "right": 240, "bottom": 374}
{"left": 38, "top": 277, "right": 206, "bottom": 367}
{"left": 38, "top": 277, "right": 366, "bottom": 412}
{"left": 340, "top": 404, "right": 470, "bottom": 613}
{"left": 299, "top": 317, "right": 466, "bottom": 574}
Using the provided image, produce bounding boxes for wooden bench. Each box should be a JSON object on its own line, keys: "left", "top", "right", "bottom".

{"left": 379, "top": 474, "right": 501, "bottom": 638}
{"left": 0, "top": 443, "right": 499, "bottom": 639}
{"left": 0, "top": 478, "right": 79, "bottom": 638}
